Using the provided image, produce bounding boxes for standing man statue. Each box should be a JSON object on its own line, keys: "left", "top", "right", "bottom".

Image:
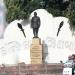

{"left": 31, "top": 12, "right": 40, "bottom": 38}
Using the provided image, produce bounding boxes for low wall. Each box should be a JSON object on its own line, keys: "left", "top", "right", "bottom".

{"left": 0, "top": 63, "right": 63, "bottom": 75}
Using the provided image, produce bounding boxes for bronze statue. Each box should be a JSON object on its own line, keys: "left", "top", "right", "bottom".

{"left": 31, "top": 12, "right": 40, "bottom": 38}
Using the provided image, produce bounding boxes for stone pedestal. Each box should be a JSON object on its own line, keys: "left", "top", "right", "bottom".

{"left": 30, "top": 38, "right": 42, "bottom": 64}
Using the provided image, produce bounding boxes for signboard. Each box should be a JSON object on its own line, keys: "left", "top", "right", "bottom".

{"left": 63, "top": 68, "right": 72, "bottom": 75}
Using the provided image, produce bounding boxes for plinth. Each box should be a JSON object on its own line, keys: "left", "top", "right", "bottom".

{"left": 30, "top": 38, "right": 42, "bottom": 64}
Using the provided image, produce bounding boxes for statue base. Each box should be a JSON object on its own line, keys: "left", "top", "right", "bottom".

{"left": 30, "top": 38, "right": 42, "bottom": 64}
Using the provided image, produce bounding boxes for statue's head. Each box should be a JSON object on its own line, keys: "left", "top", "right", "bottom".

{"left": 34, "top": 12, "right": 37, "bottom": 16}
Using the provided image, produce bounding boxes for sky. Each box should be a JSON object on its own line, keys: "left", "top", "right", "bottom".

{"left": 0, "top": 0, "right": 6, "bottom": 38}
{"left": 0, "top": 0, "right": 4, "bottom": 6}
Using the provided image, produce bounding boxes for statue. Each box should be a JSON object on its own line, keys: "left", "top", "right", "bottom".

{"left": 31, "top": 12, "right": 40, "bottom": 38}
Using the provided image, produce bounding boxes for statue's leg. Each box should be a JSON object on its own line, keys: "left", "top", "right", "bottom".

{"left": 33, "top": 28, "right": 37, "bottom": 38}
{"left": 33, "top": 28, "right": 35, "bottom": 38}
{"left": 33, "top": 28, "right": 39, "bottom": 38}
{"left": 36, "top": 28, "right": 38, "bottom": 37}
{"left": 35, "top": 28, "right": 37, "bottom": 38}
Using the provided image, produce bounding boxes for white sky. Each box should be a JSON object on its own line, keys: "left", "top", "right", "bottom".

{"left": 0, "top": 0, "right": 5, "bottom": 6}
